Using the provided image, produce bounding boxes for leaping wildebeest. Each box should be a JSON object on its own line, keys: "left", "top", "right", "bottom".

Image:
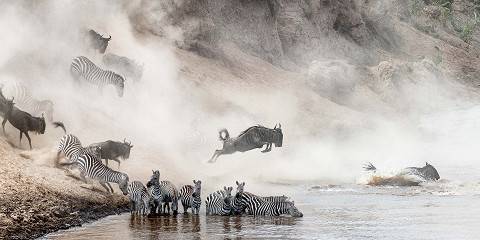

{"left": 208, "top": 124, "right": 283, "bottom": 163}
{"left": 87, "top": 29, "right": 111, "bottom": 54}
{"left": 2, "top": 104, "right": 46, "bottom": 150}
{"left": 88, "top": 138, "right": 133, "bottom": 167}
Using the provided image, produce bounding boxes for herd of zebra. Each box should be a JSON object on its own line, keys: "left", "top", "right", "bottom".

{"left": 0, "top": 28, "right": 303, "bottom": 218}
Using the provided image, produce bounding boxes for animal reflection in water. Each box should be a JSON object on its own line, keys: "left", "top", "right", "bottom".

{"left": 209, "top": 124, "right": 283, "bottom": 163}
{"left": 363, "top": 162, "right": 441, "bottom": 186}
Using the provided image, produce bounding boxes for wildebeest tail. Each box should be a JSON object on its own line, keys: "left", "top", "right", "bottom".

{"left": 218, "top": 129, "right": 230, "bottom": 141}
{"left": 53, "top": 121, "right": 67, "bottom": 134}
{"left": 363, "top": 162, "right": 377, "bottom": 172}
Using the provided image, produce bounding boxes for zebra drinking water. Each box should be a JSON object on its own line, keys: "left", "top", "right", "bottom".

{"left": 59, "top": 152, "right": 129, "bottom": 194}
{"left": 146, "top": 170, "right": 179, "bottom": 215}
{"left": 179, "top": 180, "right": 202, "bottom": 214}
{"left": 70, "top": 56, "right": 125, "bottom": 97}
{"left": 127, "top": 181, "right": 151, "bottom": 215}
{"left": 236, "top": 192, "right": 303, "bottom": 217}
{"left": 205, "top": 186, "right": 233, "bottom": 216}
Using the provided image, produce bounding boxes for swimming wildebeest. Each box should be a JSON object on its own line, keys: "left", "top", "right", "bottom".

{"left": 88, "top": 138, "right": 133, "bottom": 167}
{"left": 363, "top": 162, "right": 440, "bottom": 185}
{"left": 2, "top": 105, "right": 46, "bottom": 150}
{"left": 87, "top": 29, "right": 111, "bottom": 54}
{"left": 209, "top": 124, "right": 283, "bottom": 163}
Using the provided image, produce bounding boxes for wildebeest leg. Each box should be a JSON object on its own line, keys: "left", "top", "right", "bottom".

{"left": 24, "top": 131, "right": 32, "bottom": 150}
{"left": 109, "top": 158, "right": 121, "bottom": 168}
{"left": 261, "top": 143, "right": 272, "bottom": 153}
{"left": 2, "top": 118, "right": 7, "bottom": 135}
{"left": 18, "top": 131, "right": 23, "bottom": 148}
{"left": 208, "top": 149, "right": 222, "bottom": 163}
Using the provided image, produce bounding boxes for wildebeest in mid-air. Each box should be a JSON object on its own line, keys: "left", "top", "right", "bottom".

{"left": 2, "top": 104, "right": 46, "bottom": 150}
{"left": 363, "top": 162, "right": 440, "bottom": 186}
{"left": 88, "top": 138, "right": 133, "bottom": 167}
{"left": 208, "top": 124, "right": 283, "bottom": 163}
{"left": 87, "top": 29, "right": 111, "bottom": 54}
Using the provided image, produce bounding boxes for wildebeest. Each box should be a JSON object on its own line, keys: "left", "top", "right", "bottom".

{"left": 102, "top": 53, "right": 144, "bottom": 82}
{"left": 87, "top": 29, "right": 111, "bottom": 54}
{"left": 88, "top": 138, "right": 133, "bottom": 167}
{"left": 363, "top": 162, "right": 440, "bottom": 185}
{"left": 2, "top": 105, "right": 46, "bottom": 150}
{"left": 208, "top": 124, "right": 283, "bottom": 163}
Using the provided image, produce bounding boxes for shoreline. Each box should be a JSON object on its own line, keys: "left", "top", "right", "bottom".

{"left": 0, "top": 140, "right": 129, "bottom": 239}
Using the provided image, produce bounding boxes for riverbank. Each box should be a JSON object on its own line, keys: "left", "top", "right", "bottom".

{"left": 0, "top": 139, "right": 129, "bottom": 239}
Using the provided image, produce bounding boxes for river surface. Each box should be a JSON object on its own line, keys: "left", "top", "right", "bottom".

{"left": 42, "top": 179, "right": 480, "bottom": 240}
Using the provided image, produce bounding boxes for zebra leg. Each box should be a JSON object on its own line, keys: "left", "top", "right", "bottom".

{"left": 182, "top": 203, "right": 188, "bottom": 214}
{"left": 24, "top": 131, "right": 32, "bottom": 150}
{"left": 99, "top": 181, "right": 111, "bottom": 193}
{"left": 106, "top": 182, "right": 114, "bottom": 193}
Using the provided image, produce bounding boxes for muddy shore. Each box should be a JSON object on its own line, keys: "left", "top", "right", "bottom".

{"left": 0, "top": 140, "right": 129, "bottom": 239}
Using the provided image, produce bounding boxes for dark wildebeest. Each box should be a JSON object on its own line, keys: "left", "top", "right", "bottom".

{"left": 208, "top": 124, "right": 283, "bottom": 163}
{"left": 87, "top": 29, "right": 111, "bottom": 54}
{"left": 2, "top": 105, "right": 46, "bottom": 150}
{"left": 363, "top": 162, "right": 440, "bottom": 184}
{"left": 88, "top": 138, "right": 133, "bottom": 167}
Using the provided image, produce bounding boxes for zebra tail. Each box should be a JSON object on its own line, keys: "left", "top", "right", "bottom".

{"left": 53, "top": 121, "right": 67, "bottom": 134}
{"left": 218, "top": 129, "right": 230, "bottom": 141}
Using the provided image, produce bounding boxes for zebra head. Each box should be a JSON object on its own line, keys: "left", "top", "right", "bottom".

{"left": 287, "top": 201, "right": 303, "bottom": 217}
{"left": 119, "top": 173, "right": 129, "bottom": 195}
{"left": 193, "top": 180, "right": 202, "bottom": 196}
{"left": 146, "top": 170, "right": 160, "bottom": 188}
{"left": 223, "top": 186, "right": 233, "bottom": 205}
{"left": 235, "top": 181, "right": 245, "bottom": 195}
{"left": 272, "top": 123, "right": 283, "bottom": 147}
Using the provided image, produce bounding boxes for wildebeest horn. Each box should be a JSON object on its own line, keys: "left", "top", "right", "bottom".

{"left": 278, "top": 123, "right": 281, "bottom": 129}
{"left": 107, "top": 35, "right": 111, "bottom": 41}
{"left": 274, "top": 124, "right": 277, "bottom": 129}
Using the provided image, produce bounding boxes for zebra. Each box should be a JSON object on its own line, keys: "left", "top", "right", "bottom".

{"left": 1, "top": 81, "right": 55, "bottom": 122}
{"left": 179, "top": 180, "right": 202, "bottom": 214}
{"left": 236, "top": 192, "right": 303, "bottom": 217}
{"left": 70, "top": 56, "right": 125, "bottom": 97}
{"left": 261, "top": 195, "right": 289, "bottom": 202}
{"left": 127, "top": 181, "right": 151, "bottom": 215}
{"left": 55, "top": 134, "right": 101, "bottom": 167}
{"left": 146, "top": 170, "right": 179, "bottom": 215}
{"left": 205, "top": 186, "right": 233, "bottom": 216}
{"left": 59, "top": 152, "right": 129, "bottom": 194}
{"left": 232, "top": 181, "right": 246, "bottom": 215}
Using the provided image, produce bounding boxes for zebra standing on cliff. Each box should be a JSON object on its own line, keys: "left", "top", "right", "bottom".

{"left": 179, "top": 180, "right": 202, "bottom": 214}
{"left": 59, "top": 152, "right": 129, "bottom": 194}
{"left": 70, "top": 56, "right": 125, "bottom": 97}
{"left": 1, "top": 81, "right": 55, "bottom": 122}
{"left": 55, "top": 134, "right": 101, "bottom": 167}
{"left": 205, "top": 186, "right": 233, "bottom": 216}
{"left": 127, "top": 181, "right": 151, "bottom": 215}
{"left": 146, "top": 170, "right": 179, "bottom": 215}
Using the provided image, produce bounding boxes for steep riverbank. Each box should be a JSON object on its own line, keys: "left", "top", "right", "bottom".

{"left": 0, "top": 140, "right": 129, "bottom": 239}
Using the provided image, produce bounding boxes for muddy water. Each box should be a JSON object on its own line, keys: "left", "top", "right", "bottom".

{"left": 42, "top": 181, "right": 480, "bottom": 240}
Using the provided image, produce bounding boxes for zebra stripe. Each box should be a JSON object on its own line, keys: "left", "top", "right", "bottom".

{"left": 205, "top": 186, "right": 233, "bottom": 216}
{"left": 146, "top": 170, "right": 179, "bottom": 215}
{"left": 74, "top": 152, "right": 129, "bottom": 194}
{"left": 179, "top": 180, "right": 202, "bottom": 214}
{"left": 2, "top": 81, "right": 54, "bottom": 121}
{"left": 70, "top": 56, "right": 125, "bottom": 97}
{"left": 235, "top": 192, "right": 302, "bottom": 217}
{"left": 56, "top": 134, "right": 101, "bottom": 165}
{"left": 127, "top": 181, "right": 151, "bottom": 215}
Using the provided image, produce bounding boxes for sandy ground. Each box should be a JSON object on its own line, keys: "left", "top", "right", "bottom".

{"left": 0, "top": 139, "right": 129, "bottom": 239}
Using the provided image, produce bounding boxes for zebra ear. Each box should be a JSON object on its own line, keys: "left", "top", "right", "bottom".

{"left": 236, "top": 181, "right": 239, "bottom": 186}
{"left": 193, "top": 180, "right": 196, "bottom": 184}
{"left": 224, "top": 186, "right": 227, "bottom": 191}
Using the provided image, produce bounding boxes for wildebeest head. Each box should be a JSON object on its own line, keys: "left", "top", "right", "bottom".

{"left": 119, "top": 173, "right": 129, "bottom": 195}
{"left": 287, "top": 201, "right": 303, "bottom": 217}
{"left": 88, "top": 29, "right": 111, "bottom": 54}
{"left": 33, "top": 113, "right": 46, "bottom": 134}
{"left": 421, "top": 162, "right": 440, "bottom": 181}
{"left": 235, "top": 181, "right": 245, "bottom": 195}
{"left": 120, "top": 138, "right": 133, "bottom": 159}
{"left": 272, "top": 123, "right": 283, "bottom": 147}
